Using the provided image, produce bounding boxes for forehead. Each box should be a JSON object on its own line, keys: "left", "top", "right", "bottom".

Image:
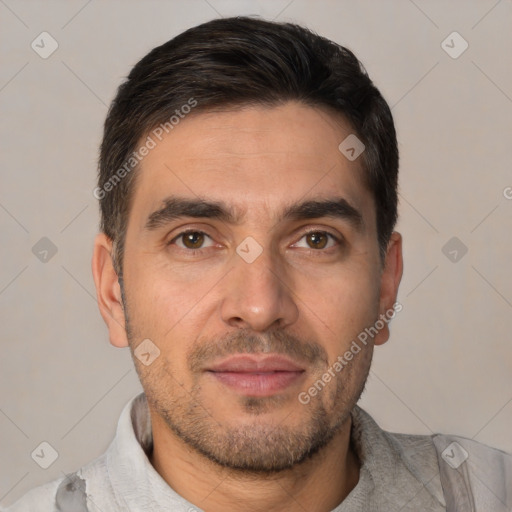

{"left": 129, "top": 102, "right": 375, "bottom": 229}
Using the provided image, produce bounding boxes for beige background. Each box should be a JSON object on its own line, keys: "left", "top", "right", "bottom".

{"left": 1, "top": 0, "right": 511, "bottom": 506}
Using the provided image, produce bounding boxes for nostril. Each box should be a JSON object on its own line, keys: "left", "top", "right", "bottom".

{"left": 231, "top": 317, "right": 246, "bottom": 327}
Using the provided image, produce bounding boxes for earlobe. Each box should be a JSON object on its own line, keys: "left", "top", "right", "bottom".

{"left": 91, "top": 233, "right": 129, "bottom": 348}
{"left": 374, "top": 231, "right": 403, "bottom": 346}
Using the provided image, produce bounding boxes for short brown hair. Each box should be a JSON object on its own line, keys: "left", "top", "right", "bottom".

{"left": 97, "top": 16, "right": 399, "bottom": 274}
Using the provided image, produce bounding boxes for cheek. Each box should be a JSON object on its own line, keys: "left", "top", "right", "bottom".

{"left": 124, "top": 262, "right": 217, "bottom": 373}
{"left": 298, "top": 264, "right": 381, "bottom": 351}
{"left": 316, "top": 272, "right": 378, "bottom": 306}
{"left": 125, "top": 256, "right": 207, "bottom": 333}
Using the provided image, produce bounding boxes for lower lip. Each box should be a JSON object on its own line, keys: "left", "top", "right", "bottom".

{"left": 208, "top": 371, "right": 304, "bottom": 396}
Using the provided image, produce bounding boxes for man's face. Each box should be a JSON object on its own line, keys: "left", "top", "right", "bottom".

{"left": 112, "top": 102, "right": 400, "bottom": 472}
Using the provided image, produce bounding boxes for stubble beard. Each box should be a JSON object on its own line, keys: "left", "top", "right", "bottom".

{"left": 149, "top": 374, "right": 367, "bottom": 475}
{"left": 121, "top": 282, "right": 371, "bottom": 475}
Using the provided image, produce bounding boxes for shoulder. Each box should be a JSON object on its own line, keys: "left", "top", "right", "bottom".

{"left": 431, "top": 432, "right": 512, "bottom": 468}
{"left": 352, "top": 406, "right": 512, "bottom": 510}
{"left": 369, "top": 411, "right": 512, "bottom": 477}
{"left": 4, "top": 453, "right": 112, "bottom": 511}
{"left": 3, "top": 394, "right": 143, "bottom": 511}
{"left": 432, "top": 432, "right": 512, "bottom": 509}
{"left": 389, "top": 426, "right": 512, "bottom": 509}
{"left": 3, "top": 476, "right": 65, "bottom": 511}
{"left": 350, "top": 406, "right": 447, "bottom": 507}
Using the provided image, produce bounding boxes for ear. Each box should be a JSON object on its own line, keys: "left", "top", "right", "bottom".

{"left": 374, "top": 231, "right": 403, "bottom": 346}
{"left": 91, "top": 233, "right": 129, "bottom": 348}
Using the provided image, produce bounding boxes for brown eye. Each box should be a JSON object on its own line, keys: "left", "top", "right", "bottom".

{"left": 306, "top": 232, "right": 329, "bottom": 249}
{"left": 291, "top": 231, "right": 339, "bottom": 252}
{"left": 171, "top": 231, "right": 214, "bottom": 251}
{"left": 181, "top": 231, "right": 205, "bottom": 249}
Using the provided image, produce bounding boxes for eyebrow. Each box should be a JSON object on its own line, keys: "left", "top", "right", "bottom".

{"left": 145, "top": 195, "right": 364, "bottom": 232}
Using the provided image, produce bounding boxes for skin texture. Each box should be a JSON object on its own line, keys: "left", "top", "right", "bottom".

{"left": 92, "top": 102, "right": 403, "bottom": 512}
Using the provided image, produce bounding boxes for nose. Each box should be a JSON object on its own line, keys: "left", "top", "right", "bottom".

{"left": 220, "top": 246, "right": 299, "bottom": 332}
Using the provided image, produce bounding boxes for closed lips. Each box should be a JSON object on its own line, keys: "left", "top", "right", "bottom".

{"left": 206, "top": 355, "right": 305, "bottom": 373}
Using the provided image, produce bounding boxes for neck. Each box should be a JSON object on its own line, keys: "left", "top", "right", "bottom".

{"left": 148, "top": 413, "right": 360, "bottom": 512}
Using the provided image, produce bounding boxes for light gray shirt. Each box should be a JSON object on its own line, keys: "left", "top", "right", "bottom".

{"left": 5, "top": 392, "right": 512, "bottom": 511}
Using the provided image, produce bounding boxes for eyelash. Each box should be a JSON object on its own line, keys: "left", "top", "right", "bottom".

{"left": 167, "top": 229, "right": 342, "bottom": 256}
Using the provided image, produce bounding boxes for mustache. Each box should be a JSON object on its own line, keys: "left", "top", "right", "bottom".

{"left": 188, "top": 329, "right": 329, "bottom": 372}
